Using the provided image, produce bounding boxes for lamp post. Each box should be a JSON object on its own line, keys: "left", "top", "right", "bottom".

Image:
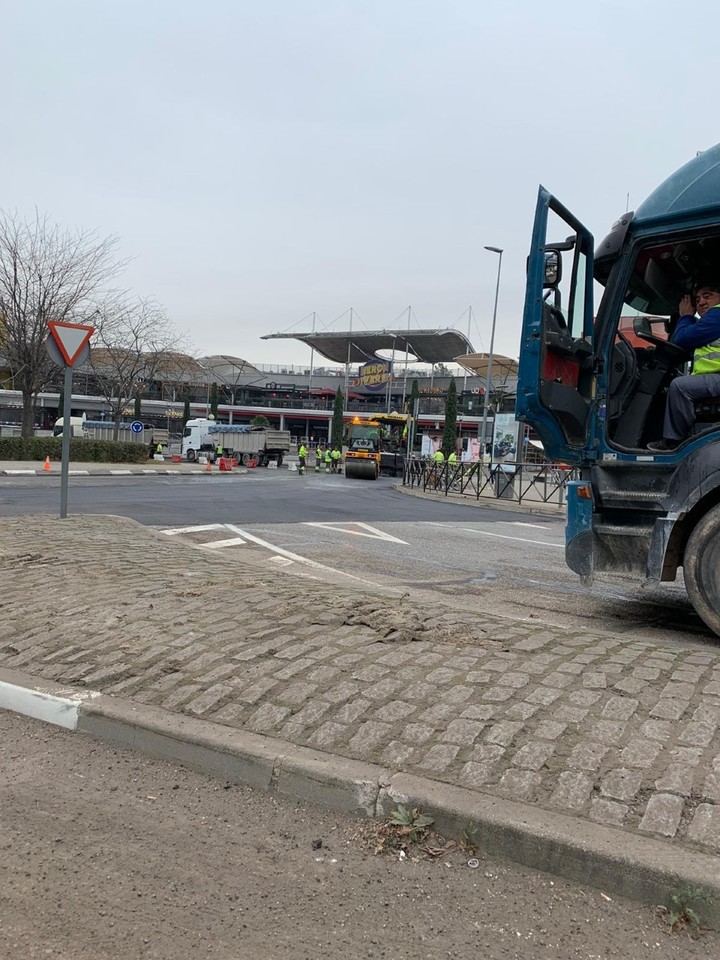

{"left": 480, "top": 246, "right": 503, "bottom": 463}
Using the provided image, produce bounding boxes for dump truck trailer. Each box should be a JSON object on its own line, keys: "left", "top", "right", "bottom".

{"left": 181, "top": 419, "right": 291, "bottom": 465}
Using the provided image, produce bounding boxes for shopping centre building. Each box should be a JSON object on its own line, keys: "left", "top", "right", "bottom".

{"left": 0, "top": 326, "right": 518, "bottom": 445}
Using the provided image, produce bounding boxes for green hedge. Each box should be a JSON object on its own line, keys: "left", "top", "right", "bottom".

{"left": 0, "top": 437, "right": 148, "bottom": 463}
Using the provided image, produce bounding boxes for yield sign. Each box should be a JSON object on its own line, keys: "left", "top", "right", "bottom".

{"left": 303, "top": 521, "right": 407, "bottom": 544}
{"left": 47, "top": 320, "right": 95, "bottom": 367}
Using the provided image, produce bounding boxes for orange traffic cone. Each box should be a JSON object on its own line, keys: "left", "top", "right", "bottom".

{"left": 43, "top": 456, "right": 51, "bottom": 472}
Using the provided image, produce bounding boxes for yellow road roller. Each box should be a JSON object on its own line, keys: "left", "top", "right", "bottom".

{"left": 344, "top": 414, "right": 408, "bottom": 481}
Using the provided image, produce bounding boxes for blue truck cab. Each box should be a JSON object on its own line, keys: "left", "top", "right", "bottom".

{"left": 516, "top": 144, "right": 720, "bottom": 635}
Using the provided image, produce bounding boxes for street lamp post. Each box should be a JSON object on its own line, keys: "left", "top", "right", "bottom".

{"left": 480, "top": 246, "right": 503, "bottom": 463}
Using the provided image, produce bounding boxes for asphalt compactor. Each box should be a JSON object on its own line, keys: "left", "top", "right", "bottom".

{"left": 344, "top": 414, "right": 408, "bottom": 481}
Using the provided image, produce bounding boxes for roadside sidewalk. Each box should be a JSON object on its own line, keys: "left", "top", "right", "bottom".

{"left": 0, "top": 459, "right": 249, "bottom": 477}
{"left": 3, "top": 515, "right": 720, "bottom": 912}
{"left": 395, "top": 481, "right": 565, "bottom": 516}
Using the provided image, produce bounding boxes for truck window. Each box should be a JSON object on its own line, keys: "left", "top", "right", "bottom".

{"left": 604, "top": 231, "right": 720, "bottom": 449}
{"left": 183, "top": 427, "right": 192, "bottom": 437}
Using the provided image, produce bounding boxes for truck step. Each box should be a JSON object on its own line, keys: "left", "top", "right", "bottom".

{"left": 594, "top": 523, "right": 652, "bottom": 538}
{"left": 598, "top": 489, "right": 666, "bottom": 508}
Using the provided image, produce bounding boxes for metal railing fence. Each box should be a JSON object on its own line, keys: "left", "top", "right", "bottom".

{"left": 402, "top": 457, "right": 578, "bottom": 507}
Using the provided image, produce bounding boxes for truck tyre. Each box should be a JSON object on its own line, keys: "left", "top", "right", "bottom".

{"left": 684, "top": 504, "right": 720, "bottom": 637}
{"left": 186, "top": 449, "right": 196, "bottom": 462}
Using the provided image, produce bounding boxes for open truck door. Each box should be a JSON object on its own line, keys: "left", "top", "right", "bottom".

{"left": 516, "top": 189, "right": 595, "bottom": 463}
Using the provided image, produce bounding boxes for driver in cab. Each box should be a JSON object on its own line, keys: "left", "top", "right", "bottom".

{"left": 648, "top": 282, "right": 720, "bottom": 452}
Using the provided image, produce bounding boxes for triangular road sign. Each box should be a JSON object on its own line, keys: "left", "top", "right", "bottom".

{"left": 47, "top": 320, "right": 95, "bottom": 367}
{"left": 303, "top": 521, "right": 407, "bottom": 544}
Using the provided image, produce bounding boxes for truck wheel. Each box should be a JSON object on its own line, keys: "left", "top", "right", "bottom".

{"left": 684, "top": 504, "right": 720, "bottom": 636}
{"left": 186, "top": 449, "right": 196, "bottom": 462}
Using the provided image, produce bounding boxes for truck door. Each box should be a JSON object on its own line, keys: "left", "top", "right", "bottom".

{"left": 516, "top": 188, "right": 595, "bottom": 462}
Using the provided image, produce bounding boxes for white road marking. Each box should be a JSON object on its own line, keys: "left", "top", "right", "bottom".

{"left": 224, "top": 524, "right": 387, "bottom": 589}
{"left": 425, "top": 521, "right": 563, "bottom": 549}
{"left": 460, "top": 527, "right": 563, "bottom": 548}
{"left": 505, "top": 522, "right": 548, "bottom": 530}
{"left": 268, "top": 556, "right": 294, "bottom": 566}
{"left": 161, "top": 523, "right": 225, "bottom": 535}
{"left": 303, "top": 521, "right": 408, "bottom": 544}
{"left": 200, "top": 537, "right": 246, "bottom": 549}
{"left": 110, "top": 469, "right": 132, "bottom": 475}
{"left": 4, "top": 469, "right": 36, "bottom": 475}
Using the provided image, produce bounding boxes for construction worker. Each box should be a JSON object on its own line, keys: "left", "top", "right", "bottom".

{"left": 448, "top": 450, "right": 458, "bottom": 466}
{"left": 432, "top": 448, "right": 445, "bottom": 465}
{"left": 298, "top": 441, "right": 308, "bottom": 475}
{"left": 331, "top": 446, "right": 342, "bottom": 473}
{"left": 324, "top": 446, "right": 332, "bottom": 473}
{"left": 315, "top": 444, "right": 325, "bottom": 473}
{"left": 214, "top": 441, "right": 223, "bottom": 463}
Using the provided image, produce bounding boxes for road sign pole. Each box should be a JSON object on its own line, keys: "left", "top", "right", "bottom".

{"left": 59, "top": 365, "right": 73, "bottom": 519}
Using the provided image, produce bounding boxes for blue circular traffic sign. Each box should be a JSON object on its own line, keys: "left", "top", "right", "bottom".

{"left": 130, "top": 421, "right": 144, "bottom": 434}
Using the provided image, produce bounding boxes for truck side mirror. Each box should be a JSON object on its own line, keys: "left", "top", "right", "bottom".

{"left": 632, "top": 316, "right": 652, "bottom": 338}
{"left": 543, "top": 250, "right": 562, "bottom": 288}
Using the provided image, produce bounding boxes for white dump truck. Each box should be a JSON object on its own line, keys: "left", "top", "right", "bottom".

{"left": 181, "top": 419, "right": 291, "bottom": 466}
{"left": 52, "top": 415, "right": 88, "bottom": 438}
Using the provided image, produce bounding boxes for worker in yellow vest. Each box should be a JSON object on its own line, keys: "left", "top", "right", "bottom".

{"left": 315, "top": 444, "right": 325, "bottom": 473}
{"left": 298, "top": 442, "right": 308, "bottom": 475}
{"left": 331, "top": 446, "right": 342, "bottom": 474}
{"left": 432, "top": 449, "right": 445, "bottom": 465}
{"left": 324, "top": 447, "right": 332, "bottom": 473}
{"left": 448, "top": 450, "right": 458, "bottom": 466}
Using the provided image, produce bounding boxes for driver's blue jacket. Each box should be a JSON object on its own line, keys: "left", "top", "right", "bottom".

{"left": 671, "top": 307, "right": 720, "bottom": 351}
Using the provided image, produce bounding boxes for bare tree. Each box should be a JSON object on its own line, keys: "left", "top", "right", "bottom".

{"left": 90, "top": 298, "right": 181, "bottom": 439}
{"left": 0, "top": 211, "right": 121, "bottom": 437}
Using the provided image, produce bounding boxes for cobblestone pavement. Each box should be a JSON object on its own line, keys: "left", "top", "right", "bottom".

{"left": 4, "top": 515, "right": 720, "bottom": 856}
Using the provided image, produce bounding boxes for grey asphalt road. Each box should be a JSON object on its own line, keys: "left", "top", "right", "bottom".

{"left": 0, "top": 471, "right": 707, "bottom": 643}
{"left": 0, "top": 472, "right": 523, "bottom": 525}
{"left": 2, "top": 711, "right": 714, "bottom": 960}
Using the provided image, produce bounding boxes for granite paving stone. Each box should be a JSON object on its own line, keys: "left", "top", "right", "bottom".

{"left": 6, "top": 514, "right": 720, "bottom": 863}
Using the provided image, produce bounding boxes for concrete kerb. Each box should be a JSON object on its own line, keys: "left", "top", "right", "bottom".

{"left": 2, "top": 665, "right": 720, "bottom": 921}
{"left": 394, "top": 481, "right": 566, "bottom": 517}
{"left": 0, "top": 466, "right": 249, "bottom": 477}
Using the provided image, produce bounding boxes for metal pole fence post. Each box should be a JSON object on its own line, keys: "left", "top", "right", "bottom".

{"left": 59, "top": 365, "right": 73, "bottom": 519}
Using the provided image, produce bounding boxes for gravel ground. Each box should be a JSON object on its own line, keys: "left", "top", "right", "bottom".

{"left": 1, "top": 713, "right": 717, "bottom": 960}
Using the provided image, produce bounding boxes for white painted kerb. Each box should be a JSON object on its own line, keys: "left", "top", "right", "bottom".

{"left": 0, "top": 681, "right": 98, "bottom": 730}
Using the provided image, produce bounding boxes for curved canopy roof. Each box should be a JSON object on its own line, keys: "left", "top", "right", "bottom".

{"left": 200, "top": 355, "right": 259, "bottom": 380}
{"left": 455, "top": 352, "right": 517, "bottom": 379}
{"left": 635, "top": 142, "right": 720, "bottom": 224}
{"left": 262, "top": 328, "right": 473, "bottom": 364}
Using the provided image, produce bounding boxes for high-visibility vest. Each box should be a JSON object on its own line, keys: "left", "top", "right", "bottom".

{"left": 299, "top": 445, "right": 307, "bottom": 458}
{"left": 448, "top": 452, "right": 457, "bottom": 464}
{"left": 433, "top": 450, "right": 445, "bottom": 464}
{"left": 331, "top": 449, "right": 341, "bottom": 460}
{"left": 325, "top": 449, "right": 332, "bottom": 462}
{"left": 694, "top": 339, "right": 720, "bottom": 374}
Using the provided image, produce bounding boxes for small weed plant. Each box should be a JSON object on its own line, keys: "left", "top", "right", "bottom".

{"left": 659, "top": 886, "right": 713, "bottom": 936}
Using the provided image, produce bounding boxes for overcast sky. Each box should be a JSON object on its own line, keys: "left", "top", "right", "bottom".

{"left": 3, "top": 1, "right": 715, "bottom": 366}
